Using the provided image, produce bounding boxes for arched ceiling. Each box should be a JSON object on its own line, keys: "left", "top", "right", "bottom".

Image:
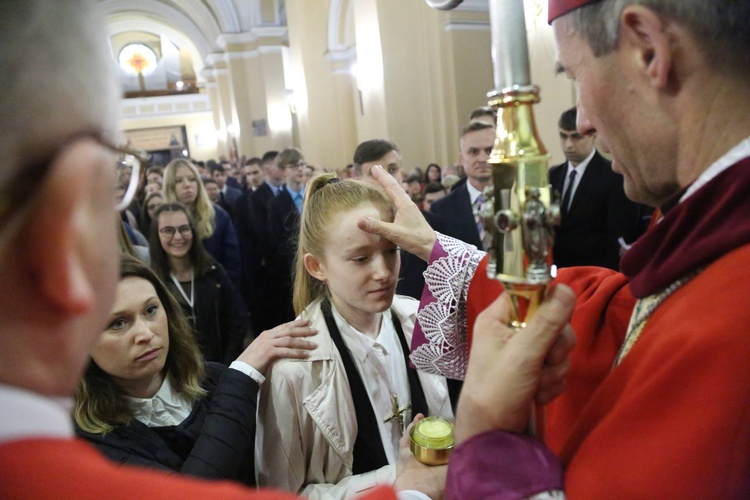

{"left": 100, "top": 0, "right": 287, "bottom": 78}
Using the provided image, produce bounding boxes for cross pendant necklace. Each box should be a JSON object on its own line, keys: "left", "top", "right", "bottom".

{"left": 383, "top": 393, "right": 411, "bottom": 438}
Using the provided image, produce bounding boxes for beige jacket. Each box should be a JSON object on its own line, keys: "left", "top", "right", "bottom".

{"left": 255, "top": 296, "right": 453, "bottom": 499}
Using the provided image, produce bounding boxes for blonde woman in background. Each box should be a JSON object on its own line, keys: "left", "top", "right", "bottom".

{"left": 163, "top": 158, "right": 242, "bottom": 289}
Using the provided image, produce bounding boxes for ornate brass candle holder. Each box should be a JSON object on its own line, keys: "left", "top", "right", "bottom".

{"left": 427, "top": 0, "right": 560, "bottom": 441}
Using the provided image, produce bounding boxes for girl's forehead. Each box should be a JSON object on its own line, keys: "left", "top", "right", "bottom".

{"left": 327, "top": 202, "right": 382, "bottom": 226}
{"left": 322, "top": 203, "right": 390, "bottom": 247}
{"left": 158, "top": 210, "right": 188, "bottom": 223}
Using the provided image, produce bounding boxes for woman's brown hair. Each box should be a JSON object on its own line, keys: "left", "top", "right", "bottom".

{"left": 74, "top": 254, "right": 206, "bottom": 434}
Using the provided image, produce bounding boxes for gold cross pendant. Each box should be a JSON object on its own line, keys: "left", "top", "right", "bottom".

{"left": 383, "top": 393, "right": 411, "bottom": 438}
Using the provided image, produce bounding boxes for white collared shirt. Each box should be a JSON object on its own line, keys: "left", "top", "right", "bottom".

{"left": 331, "top": 304, "right": 410, "bottom": 465}
{"left": 125, "top": 376, "right": 192, "bottom": 427}
{"left": 465, "top": 179, "right": 486, "bottom": 205}
{"left": 681, "top": 136, "right": 750, "bottom": 202}
{"left": 0, "top": 383, "right": 73, "bottom": 444}
{"left": 125, "top": 362, "right": 264, "bottom": 428}
{"left": 562, "top": 148, "right": 595, "bottom": 205}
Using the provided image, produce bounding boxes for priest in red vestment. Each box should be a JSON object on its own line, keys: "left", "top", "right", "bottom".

{"left": 360, "top": 0, "right": 750, "bottom": 496}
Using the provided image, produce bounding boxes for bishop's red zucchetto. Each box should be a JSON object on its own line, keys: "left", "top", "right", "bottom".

{"left": 548, "top": 0, "right": 601, "bottom": 23}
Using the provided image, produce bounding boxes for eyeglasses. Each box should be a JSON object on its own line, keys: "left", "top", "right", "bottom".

{"left": 158, "top": 224, "right": 192, "bottom": 238}
{"left": 110, "top": 142, "right": 150, "bottom": 212}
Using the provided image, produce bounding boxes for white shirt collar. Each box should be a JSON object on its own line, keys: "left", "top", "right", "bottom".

{"left": 566, "top": 147, "right": 596, "bottom": 177}
{"left": 125, "top": 376, "right": 192, "bottom": 427}
{"left": 331, "top": 305, "right": 396, "bottom": 363}
{"left": 465, "top": 180, "right": 485, "bottom": 205}
{"left": 680, "top": 136, "right": 750, "bottom": 202}
{"left": 0, "top": 384, "right": 74, "bottom": 443}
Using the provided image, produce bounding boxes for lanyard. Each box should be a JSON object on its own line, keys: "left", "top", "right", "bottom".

{"left": 170, "top": 272, "right": 194, "bottom": 309}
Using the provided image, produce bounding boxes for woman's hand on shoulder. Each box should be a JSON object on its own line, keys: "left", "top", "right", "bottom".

{"left": 236, "top": 319, "right": 317, "bottom": 374}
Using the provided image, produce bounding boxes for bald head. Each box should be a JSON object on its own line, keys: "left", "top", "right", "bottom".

{"left": 0, "top": 0, "right": 122, "bottom": 396}
{"left": 0, "top": 0, "right": 118, "bottom": 253}
{"left": 0, "top": 0, "right": 118, "bottom": 186}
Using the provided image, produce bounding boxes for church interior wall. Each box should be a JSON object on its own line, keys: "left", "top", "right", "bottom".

{"left": 111, "top": 0, "right": 574, "bottom": 169}
{"left": 120, "top": 111, "right": 218, "bottom": 163}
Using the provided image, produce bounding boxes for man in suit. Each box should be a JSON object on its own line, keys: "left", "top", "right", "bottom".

{"left": 233, "top": 150, "right": 280, "bottom": 334}
{"left": 211, "top": 163, "right": 243, "bottom": 208}
{"left": 205, "top": 178, "right": 235, "bottom": 217}
{"left": 267, "top": 147, "right": 307, "bottom": 324}
{"left": 242, "top": 156, "right": 264, "bottom": 192}
{"left": 550, "top": 106, "right": 647, "bottom": 271}
{"left": 430, "top": 122, "right": 495, "bottom": 250}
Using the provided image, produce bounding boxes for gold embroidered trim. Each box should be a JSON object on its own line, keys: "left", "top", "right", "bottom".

{"left": 613, "top": 271, "right": 700, "bottom": 367}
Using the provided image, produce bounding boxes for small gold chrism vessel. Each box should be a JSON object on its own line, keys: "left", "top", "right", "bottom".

{"left": 409, "top": 417, "right": 455, "bottom": 465}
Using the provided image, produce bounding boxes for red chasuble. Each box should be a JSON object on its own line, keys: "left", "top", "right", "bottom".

{"left": 465, "top": 158, "right": 750, "bottom": 497}
{"left": 0, "top": 438, "right": 397, "bottom": 500}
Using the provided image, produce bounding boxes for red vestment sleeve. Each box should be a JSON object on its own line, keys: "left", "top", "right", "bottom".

{"left": 0, "top": 438, "right": 397, "bottom": 500}
{"left": 466, "top": 256, "right": 634, "bottom": 454}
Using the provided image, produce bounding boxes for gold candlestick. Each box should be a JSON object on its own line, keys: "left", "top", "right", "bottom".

{"left": 427, "top": 0, "right": 560, "bottom": 441}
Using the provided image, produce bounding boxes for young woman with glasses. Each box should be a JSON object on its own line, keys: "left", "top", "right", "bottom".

{"left": 162, "top": 158, "right": 242, "bottom": 290}
{"left": 149, "top": 202, "right": 247, "bottom": 365}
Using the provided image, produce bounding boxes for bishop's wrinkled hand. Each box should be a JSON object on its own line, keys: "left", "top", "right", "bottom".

{"left": 455, "top": 285, "right": 577, "bottom": 443}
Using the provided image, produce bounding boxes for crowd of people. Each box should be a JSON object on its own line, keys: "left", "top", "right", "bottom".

{"left": 2, "top": 0, "right": 750, "bottom": 499}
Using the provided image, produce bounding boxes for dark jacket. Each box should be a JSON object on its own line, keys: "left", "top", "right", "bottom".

{"left": 222, "top": 185, "right": 243, "bottom": 208}
{"left": 232, "top": 189, "right": 263, "bottom": 315}
{"left": 248, "top": 182, "right": 276, "bottom": 259}
{"left": 429, "top": 182, "right": 483, "bottom": 249}
{"left": 549, "top": 151, "right": 646, "bottom": 270}
{"left": 76, "top": 363, "right": 258, "bottom": 486}
{"left": 243, "top": 182, "right": 285, "bottom": 333}
{"left": 169, "top": 264, "right": 248, "bottom": 364}
{"left": 202, "top": 205, "right": 242, "bottom": 292}
{"left": 266, "top": 188, "right": 299, "bottom": 324}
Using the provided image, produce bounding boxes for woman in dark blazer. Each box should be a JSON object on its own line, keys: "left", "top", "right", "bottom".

{"left": 74, "top": 254, "right": 315, "bottom": 484}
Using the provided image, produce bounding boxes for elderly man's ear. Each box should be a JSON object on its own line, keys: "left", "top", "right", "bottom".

{"left": 620, "top": 5, "right": 677, "bottom": 90}
{"left": 23, "top": 140, "right": 111, "bottom": 315}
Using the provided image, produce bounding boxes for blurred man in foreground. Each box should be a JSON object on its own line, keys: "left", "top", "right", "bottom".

{"left": 0, "top": 2, "right": 394, "bottom": 498}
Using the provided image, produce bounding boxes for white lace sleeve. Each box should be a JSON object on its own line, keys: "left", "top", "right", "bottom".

{"left": 410, "top": 232, "right": 485, "bottom": 379}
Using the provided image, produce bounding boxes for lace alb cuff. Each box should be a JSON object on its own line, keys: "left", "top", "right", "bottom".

{"left": 410, "top": 232, "right": 484, "bottom": 379}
